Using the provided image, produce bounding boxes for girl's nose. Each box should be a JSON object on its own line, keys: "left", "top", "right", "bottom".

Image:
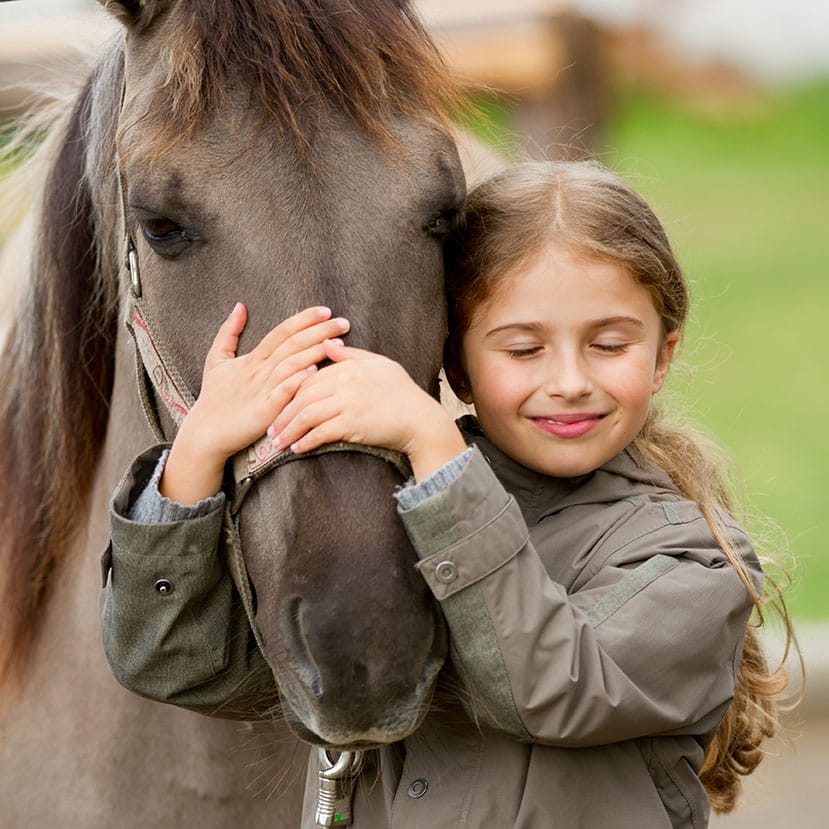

{"left": 543, "top": 352, "right": 593, "bottom": 400}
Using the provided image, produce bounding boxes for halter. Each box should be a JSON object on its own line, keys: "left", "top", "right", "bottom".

{"left": 116, "top": 156, "right": 406, "bottom": 825}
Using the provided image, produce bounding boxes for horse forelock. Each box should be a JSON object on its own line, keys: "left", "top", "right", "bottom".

{"left": 0, "top": 49, "right": 123, "bottom": 689}
{"left": 138, "top": 0, "right": 457, "bottom": 151}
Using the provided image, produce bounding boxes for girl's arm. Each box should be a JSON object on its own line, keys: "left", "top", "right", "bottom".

{"left": 103, "top": 306, "right": 351, "bottom": 717}
{"left": 103, "top": 444, "right": 275, "bottom": 717}
{"left": 397, "top": 450, "right": 760, "bottom": 747}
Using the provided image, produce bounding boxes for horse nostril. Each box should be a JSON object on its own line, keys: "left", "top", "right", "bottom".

{"left": 281, "top": 595, "right": 324, "bottom": 698}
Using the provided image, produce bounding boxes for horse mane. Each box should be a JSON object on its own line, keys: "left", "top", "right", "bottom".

{"left": 0, "top": 46, "right": 124, "bottom": 689}
{"left": 140, "top": 0, "right": 458, "bottom": 150}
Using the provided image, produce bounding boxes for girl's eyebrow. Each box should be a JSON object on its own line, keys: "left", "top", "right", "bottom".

{"left": 590, "top": 315, "right": 646, "bottom": 331}
{"left": 485, "top": 316, "right": 646, "bottom": 337}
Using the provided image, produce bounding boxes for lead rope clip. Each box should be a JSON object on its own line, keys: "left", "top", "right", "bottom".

{"left": 315, "top": 749, "right": 365, "bottom": 827}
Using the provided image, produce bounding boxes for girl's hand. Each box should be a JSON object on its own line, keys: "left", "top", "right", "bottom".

{"left": 268, "top": 340, "right": 467, "bottom": 481}
{"left": 160, "top": 304, "right": 350, "bottom": 504}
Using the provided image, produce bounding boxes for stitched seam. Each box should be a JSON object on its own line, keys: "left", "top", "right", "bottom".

{"left": 440, "top": 495, "right": 522, "bottom": 557}
{"left": 578, "top": 506, "right": 706, "bottom": 588}
{"left": 587, "top": 555, "right": 680, "bottom": 627}
{"left": 445, "top": 587, "right": 531, "bottom": 740}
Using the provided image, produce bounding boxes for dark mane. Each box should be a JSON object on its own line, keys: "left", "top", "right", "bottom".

{"left": 149, "top": 0, "right": 458, "bottom": 147}
{"left": 0, "top": 52, "right": 122, "bottom": 689}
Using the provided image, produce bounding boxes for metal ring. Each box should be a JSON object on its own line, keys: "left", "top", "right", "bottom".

{"left": 318, "top": 749, "right": 365, "bottom": 779}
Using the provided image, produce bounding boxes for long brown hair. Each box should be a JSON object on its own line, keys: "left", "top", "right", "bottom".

{"left": 444, "top": 159, "right": 799, "bottom": 814}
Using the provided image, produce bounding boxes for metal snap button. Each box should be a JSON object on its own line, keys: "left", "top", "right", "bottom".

{"left": 154, "top": 578, "right": 174, "bottom": 595}
{"left": 407, "top": 778, "right": 428, "bottom": 798}
{"left": 434, "top": 560, "right": 457, "bottom": 584}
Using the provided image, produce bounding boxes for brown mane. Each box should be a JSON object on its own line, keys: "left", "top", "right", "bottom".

{"left": 143, "top": 0, "right": 458, "bottom": 148}
{"left": 0, "top": 0, "right": 459, "bottom": 690}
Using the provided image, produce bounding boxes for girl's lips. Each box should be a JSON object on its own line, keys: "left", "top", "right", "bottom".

{"left": 531, "top": 414, "right": 605, "bottom": 439}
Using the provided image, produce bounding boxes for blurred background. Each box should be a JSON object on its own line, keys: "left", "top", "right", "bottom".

{"left": 1, "top": 1, "right": 827, "bottom": 825}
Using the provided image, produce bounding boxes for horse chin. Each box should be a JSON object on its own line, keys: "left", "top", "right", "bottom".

{"left": 280, "top": 695, "right": 433, "bottom": 752}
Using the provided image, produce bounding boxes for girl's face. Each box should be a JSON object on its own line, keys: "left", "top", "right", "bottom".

{"left": 458, "top": 242, "right": 678, "bottom": 477}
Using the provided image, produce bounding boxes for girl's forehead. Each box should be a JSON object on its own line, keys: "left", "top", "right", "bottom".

{"left": 494, "top": 246, "right": 640, "bottom": 303}
{"left": 468, "top": 244, "right": 662, "bottom": 333}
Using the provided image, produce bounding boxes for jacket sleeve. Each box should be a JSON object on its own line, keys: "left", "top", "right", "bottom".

{"left": 397, "top": 447, "right": 758, "bottom": 747}
{"left": 101, "top": 445, "right": 279, "bottom": 720}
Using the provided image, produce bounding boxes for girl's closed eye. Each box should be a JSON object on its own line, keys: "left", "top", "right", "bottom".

{"left": 592, "top": 341, "right": 629, "bottom": 354}
{"left": 506, "top": 345, "right": 543, "bottom": 358}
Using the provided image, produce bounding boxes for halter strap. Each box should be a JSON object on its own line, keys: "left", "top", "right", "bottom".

{"left": 123, "top": 281, "right": 411, "bottom": 515}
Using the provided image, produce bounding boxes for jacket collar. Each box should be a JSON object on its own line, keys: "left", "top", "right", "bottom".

{"left": 457, "top": 415, "right": 678, "bottom": 522}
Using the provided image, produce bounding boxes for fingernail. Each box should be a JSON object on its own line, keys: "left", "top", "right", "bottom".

{"left": 325, "top": 338, "right": 344, "bottom": 347}
{"left": 306, "top": 364, "right": 317, "bottom": 373}
{"left": 269, "top": 433, "right": 282, "bottom": 448}
{"left": 290, "top": 441, "right": 302, "bottom": 453}
{"left": 231, "top": 302, "right": 243, "bottom": 315}
{"left": 334, "top": 317, "right": 350, "bottom": 332}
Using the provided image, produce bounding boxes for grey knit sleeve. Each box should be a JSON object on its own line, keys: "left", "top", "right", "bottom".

{"left": 127, "top": 449, "right": 226, "bottom": 523}
{"left": 393, "top": 447, "right": 474, "bottom": 511}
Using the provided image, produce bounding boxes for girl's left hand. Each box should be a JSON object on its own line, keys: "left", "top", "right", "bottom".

{"left": 268, "top": 340, "right": 467, "bottom": 481}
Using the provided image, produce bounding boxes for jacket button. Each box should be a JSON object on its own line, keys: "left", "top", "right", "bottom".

{"left": 434, "top": 560, "right": 457, "bottom": 584}
{"left": 154, "top": 578, "right": 174, "bottom": 595}
{"left": 407, "top": 778, "right": 428, "bottom": 798}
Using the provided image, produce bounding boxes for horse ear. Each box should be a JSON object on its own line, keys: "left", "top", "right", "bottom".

{"left": 443, "top": 340, "right": 473, "bottom": 404}
{"left": 97, "top": 0, "right": 171, "bottom": 28}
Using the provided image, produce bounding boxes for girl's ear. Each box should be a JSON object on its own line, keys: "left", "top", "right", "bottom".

{"left": 652, "top": 331, "right": 680, "bottom": 394}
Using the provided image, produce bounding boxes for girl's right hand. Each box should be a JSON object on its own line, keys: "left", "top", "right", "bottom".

{"left": 159, "top": 303, "right": 350, "bottom": 504}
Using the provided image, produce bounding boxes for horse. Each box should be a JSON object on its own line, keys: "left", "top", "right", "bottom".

{"left": 0, "top": 1, "right": 471, "bottom": 824}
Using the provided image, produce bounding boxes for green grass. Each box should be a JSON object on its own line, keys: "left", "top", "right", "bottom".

{"left": 466, "top": 81, "right": 829, "bottom": 619}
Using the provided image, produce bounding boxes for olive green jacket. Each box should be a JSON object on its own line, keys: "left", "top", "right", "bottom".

{"left": 102, "top": 423, "right": 760, "bottom": 827}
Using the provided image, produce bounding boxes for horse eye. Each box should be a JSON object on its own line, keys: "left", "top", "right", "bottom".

{"left": 425, "top": 207, "right": 462, "bottom": 239}
{"left": 139, "top": 216, "right": 198, "bottom": 257}
{"left": 142, "top": 217, "right": 181, "bottom": 240}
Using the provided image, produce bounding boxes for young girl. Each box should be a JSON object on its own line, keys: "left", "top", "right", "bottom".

{"left": 102, "top": 160, "right": 791, "bottom": 827}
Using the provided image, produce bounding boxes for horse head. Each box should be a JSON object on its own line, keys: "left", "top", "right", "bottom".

{"left": 102, "top": 0, "right": 465, "bottom": 748}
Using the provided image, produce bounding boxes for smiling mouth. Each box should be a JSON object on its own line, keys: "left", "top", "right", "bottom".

{"left": 532, "top": 414, "right": 605, "bottom": 439}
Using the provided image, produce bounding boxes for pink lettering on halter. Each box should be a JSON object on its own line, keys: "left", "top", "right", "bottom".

{"left": 132, "top": 310, "right": 149, "bottom": 333}
{"left": 151, "top": 365, "right": 190, "bottom": 418}
{"left": 247, "top": 440, "right": 281, "bottom": 472}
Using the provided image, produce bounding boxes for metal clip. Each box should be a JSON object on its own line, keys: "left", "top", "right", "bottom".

{"left": 315, "top": 749, "right": 365, "bottom": 827}
{"left": 128, "top": 243, "right": 141, "bottom": 297}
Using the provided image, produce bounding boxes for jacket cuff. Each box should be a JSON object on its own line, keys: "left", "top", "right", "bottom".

{"left": 393, "top": 447, "right": 474, "bottom": 510}
{"left": 111, "top": 444, "right": 225, "bottom": 524}
{"left": 396, "top": 446, "right": 529, "bottom": 600}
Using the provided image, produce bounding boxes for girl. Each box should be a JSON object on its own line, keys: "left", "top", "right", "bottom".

{"left": 103, "top": 160, "right": 792, "bottom": 827}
